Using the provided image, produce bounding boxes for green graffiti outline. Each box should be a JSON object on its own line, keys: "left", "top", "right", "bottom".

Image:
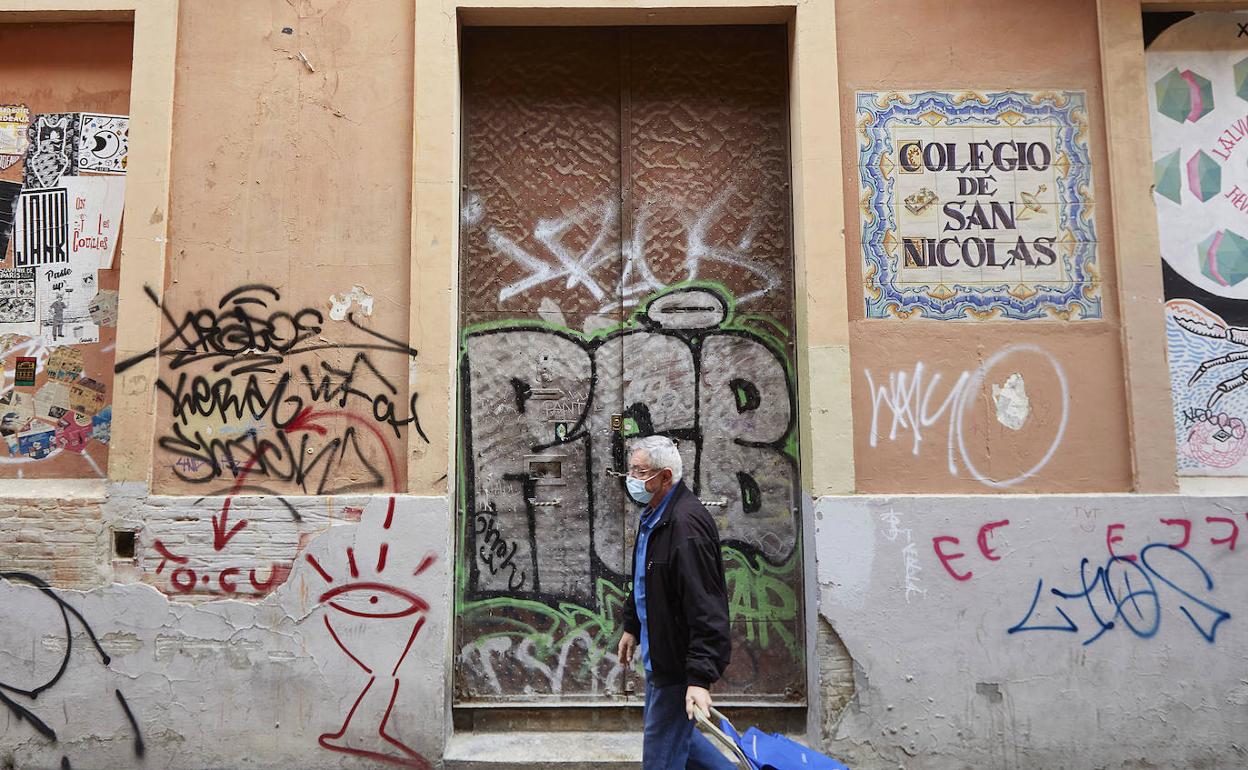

{"left": 453, "top": 282, "right": 804, "bottom": 691}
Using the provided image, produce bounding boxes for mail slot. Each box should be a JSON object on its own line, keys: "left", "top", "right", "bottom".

{"left": 526, "top": 455, "right": 566, "bottom": 486}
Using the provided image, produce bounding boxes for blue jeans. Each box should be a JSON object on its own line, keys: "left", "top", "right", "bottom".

{"left": 643, "top": 679, "right": 738, "bottom": 770}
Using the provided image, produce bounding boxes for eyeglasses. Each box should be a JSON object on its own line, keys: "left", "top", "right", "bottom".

{"left": 627, "top": 465, "right": 659, "bottom": 479}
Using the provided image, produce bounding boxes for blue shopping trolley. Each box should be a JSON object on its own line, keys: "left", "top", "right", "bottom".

{"left": 694, "top": 707, "right": 851, "bottom": 770}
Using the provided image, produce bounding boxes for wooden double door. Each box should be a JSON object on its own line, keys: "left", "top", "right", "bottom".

{"left": 456, "top": 25, "right": 804, "bottom": 704}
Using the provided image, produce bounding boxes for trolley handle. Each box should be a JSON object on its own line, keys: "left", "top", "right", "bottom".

{"left": 693, "top": 705, "right": 752, "bottom": 768}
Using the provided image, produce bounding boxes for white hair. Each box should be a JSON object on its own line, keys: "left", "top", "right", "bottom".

{"left": 630, "top": 435, "right": 683, "bottom": 483}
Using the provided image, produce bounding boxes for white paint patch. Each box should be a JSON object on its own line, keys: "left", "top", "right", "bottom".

{"left": 537, "top": 297, "right": 566, "bottom": 328}
{"left": 328, "top": 285, "right": 374, "bottom": 322}
{"left": 814, "top": 497, "right": 875, "bottom": 609}
{"left": 991, "top": 372, "right": 1030, "bottom": 431}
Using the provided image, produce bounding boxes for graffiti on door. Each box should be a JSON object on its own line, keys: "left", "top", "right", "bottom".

{"left": 456, "top": 285, "right": 802, "bottom": 699}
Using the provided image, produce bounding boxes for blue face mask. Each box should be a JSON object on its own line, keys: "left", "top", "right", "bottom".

{"left": 626, "top": 474, "right": 654, "bottom": 505}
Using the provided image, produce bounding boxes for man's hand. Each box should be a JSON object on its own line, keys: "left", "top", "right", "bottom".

{"left": 617, "top": 632, "right": 637, "bottom": 668}
{"left": 685, "top": 685, "right": 711, "bottom": 720}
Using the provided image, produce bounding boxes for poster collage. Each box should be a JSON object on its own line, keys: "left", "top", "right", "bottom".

{"left": 1148, "top": 14, "right": 1248, "bottom": 477}
{"left": 0, "top": 106, "right": 124, "bottom": 466}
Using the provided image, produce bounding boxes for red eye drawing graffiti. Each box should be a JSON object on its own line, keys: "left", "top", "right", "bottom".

{"left": 305, "top": 496, "right": 436, "bottom": 769}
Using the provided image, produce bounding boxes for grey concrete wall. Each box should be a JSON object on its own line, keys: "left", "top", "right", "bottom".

{"left": 814, "top": 495, "right": 1248, "bottom": 770}
{"left": 0, "top": 495, "right": 449, "bottom": 770}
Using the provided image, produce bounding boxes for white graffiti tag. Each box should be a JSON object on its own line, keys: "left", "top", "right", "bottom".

{"left": 864, "top": 344, "right": 1069, "bottom": 488}
{"left": 476, "top": 188, "right": 782, "bottom": 312}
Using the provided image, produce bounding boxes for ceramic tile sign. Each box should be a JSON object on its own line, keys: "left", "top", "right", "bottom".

{"left": 857, "top": 90, "right": 1100, "bottom": 320}
{"left": 0, "top": 105, "right": 29, "bottom": 170}
{"left": 76, "top": 114, "right": 127, "bottom": 174}
{"left": 1146, "top": 12, "right": 1248, "bottom": 476}
{"left": 23, "top": 113, "right": 77, "bottom": 190}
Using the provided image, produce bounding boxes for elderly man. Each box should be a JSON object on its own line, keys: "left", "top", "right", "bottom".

{"left": 618, "top": 435, "right": 734, "bottom": 770}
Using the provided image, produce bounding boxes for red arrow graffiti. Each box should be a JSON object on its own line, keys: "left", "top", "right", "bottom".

{"left": 211, "top": 449, "right": 268, "bottom": 551}
{"left": 285, "top": 406, "right": 401, "bottom": 492}
{"left": 211, "top": 407, "right": 401, "bottom": 552}
{"left": 212, "top": 496, "right": 249, "bottom": 551}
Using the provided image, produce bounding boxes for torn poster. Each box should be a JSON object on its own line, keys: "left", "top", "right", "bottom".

{"left": 0, "top": 181, "right": 20, "bottom": 257}
{"left": 91, "top": 405, "right": 111, "bottom": 444}
{"left": 16, "top": 423, "right": 55, "bottom": 459}
{"left": 35, "top": 380, "right": 70, "bottom": 422}
{"left": 87, "top": 289, "right": 117, "bottom": 327}
{"left": 0, "top": 268, "right": 37, "bottom": 335}
{"left": 0, "top": 105, "right": 29, "bottom": 170}
{"left": 0, "top": 412, "right": 31, "bottom": 439}
{"left": 13, "top": 187, "right": 68, "bottom": 267}
{"left": 76, "top": 113, "right": 127, "bottom": 174}
{"left": 38, "top": 253, "right": 99, "bottom": 345}
{"left": 54, "top": 411, "right": 92, "bottom": 452}
{"left": 23, "top": 113, "right": 77, "bottom": 189}
{"left": 0, "top": 389, "right": 34, "bottom": 437}
{"left": 69, "top": 377, "right": 106, "bottom": 416}
{"left": 13, "top": 356, "right": 35, "bottom": 387}
{"left": 46, "top": 346, "right": 83, "bottom": 381}
{"left": 62, "top": 175, "right": 124, "bottom": 268}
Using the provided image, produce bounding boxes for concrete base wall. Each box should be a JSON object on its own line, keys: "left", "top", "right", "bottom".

{"left": 0, "top": 494, "right": 449, "bottom": 770}
{"left": 814, "top": 494, "right": 1248, "bottom": 770}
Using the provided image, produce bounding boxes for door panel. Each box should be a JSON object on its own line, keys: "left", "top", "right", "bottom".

{"left": 457, "top": 26, "right": 802, "bottom": 704}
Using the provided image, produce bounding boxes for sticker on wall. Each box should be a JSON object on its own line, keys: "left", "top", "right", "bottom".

{"left": 16, "top": 423, "right": 55, "bottom": 459}
{"left": 91, "top": 405, "right": 110, "bottom": 443}
{"left": 23, "top": 113, "right": 77, "bottom": 189}
{"left": 37, "top": 251, "right": 99, "bottom": 345}
{"left": 0, "top": 268, "right": 36, "bottom": 334}
{"left": 0, "top": 391, "right": 33, "bottom": 437}
{"left": 35, "top": 380, "right": 70, "bottom": 422}
{"left": 1147, "top": 13, "right": 1248, "bottom": 476}
{"left": 53, "top": 411, "right": 92, "bottom": 452}
{"left": 0, "top": 105, "right": 30, "bottom": 170}
{"left": 69, "top": 377, "right": 106, "bottom": 416}
{"left": 13, "top": 187, "right": 68, "bottom": 267}
{"left": 46, "top": 346, "right": 83, "bottom": 382}
{"left": 76, "top": 113, "right": 127, "bottom": 174}
{"left": 87, "top": 289, "right": 117, "bottom": 327}
{"left": 856, "top": 90, "right": 1100, "bottom": 320}
{"left": 13, "top": 356, "right": 35, "bottom": 387}
{"left": 0, "top": 180, "right": 21, "bottom": 256}
{"left": 62, "top": 175, "right": 124, "bottom": 267}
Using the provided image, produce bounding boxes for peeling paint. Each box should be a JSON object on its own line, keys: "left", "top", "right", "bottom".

{"left": 991, "top": 372, "right": 1030, "bottom": 431}
{"left": 327, "top": 284, "right": 374, "bottom": 321}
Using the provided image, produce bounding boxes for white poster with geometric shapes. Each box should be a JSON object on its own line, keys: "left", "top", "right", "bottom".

{"left": 1148, "top": 12, "right": 1248, "bottom": 476}
{"left": 76, "top": 113, "right": 127, "bottom": 174}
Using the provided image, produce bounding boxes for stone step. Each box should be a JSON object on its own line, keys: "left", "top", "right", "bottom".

{"left": 443, "top": 731, "right": 643, "bottom": 770}
{"left": 443, "top": 729, "right": 829, "bottom": 769}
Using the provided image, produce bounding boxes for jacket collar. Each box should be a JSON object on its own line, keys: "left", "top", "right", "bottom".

{"left": 650, "top": 480, "right": 688, "bottom": 528}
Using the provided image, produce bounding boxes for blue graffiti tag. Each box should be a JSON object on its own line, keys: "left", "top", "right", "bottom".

{"left": 1008, "top": 544, "right": 1231, "bottom": 645}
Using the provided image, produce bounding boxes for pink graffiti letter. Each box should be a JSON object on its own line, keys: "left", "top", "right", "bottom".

{"left": 1206, "top": 516, "right": 1239, "bottom": 551}
{"left": 933, "top": 536, "right": 972, "bottom": 581}
{"left": 1106, "top": 523, "right": 1136, "bottom": 562}
{"left": 976, "top": 519, "right": 1010, "bottom": 561}
{"left": 1160, "top": 518, "right": 1192, "bottom": 549}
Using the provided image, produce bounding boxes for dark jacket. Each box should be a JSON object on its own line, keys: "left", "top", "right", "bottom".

{"left": 622, "top": 480, "right": 731, "bottom": 689}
